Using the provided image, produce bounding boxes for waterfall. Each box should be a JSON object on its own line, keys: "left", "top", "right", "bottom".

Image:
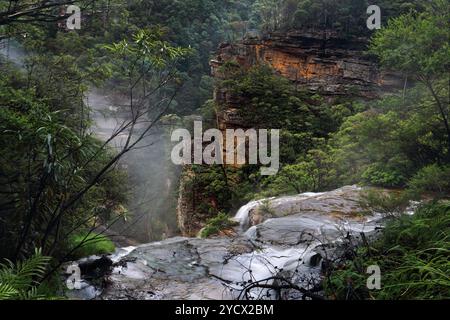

{"left": 87, "top": 88, "right": 180, "bottom": 242}
{"left": 232, "top": 200, "right": 264, "bottom": 230}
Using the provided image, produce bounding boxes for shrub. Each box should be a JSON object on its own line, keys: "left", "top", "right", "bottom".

{"left": 0, "top": 249, "right": 54, "bottom": 300}
{"left": 200, "top": 212, "right": 238, "bottom": 238}
{"left": 360, "top": 189, "right": 410, "bottom": 217}
{"left": 361, "top": 164, "right": 406, "bottom": 188}
{"left": 408, "top": 164, "right": 450, "bottom": 197}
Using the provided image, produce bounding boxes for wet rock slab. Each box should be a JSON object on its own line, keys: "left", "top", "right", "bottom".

{"left": 69, "top": 186, "right": 385, "bottom": 300}
{"left": 255, "top": 186, "right": 365, "bottom": 221}
{"left": 100, "top": 237, "right": 255, "bottom": 300}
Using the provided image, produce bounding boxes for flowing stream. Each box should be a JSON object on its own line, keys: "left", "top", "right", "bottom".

{"left": 68, "top": 186, "right": 386, "bottom": 300}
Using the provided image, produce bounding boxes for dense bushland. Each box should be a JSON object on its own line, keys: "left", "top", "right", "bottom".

{"left": 0, "top": 0, "right": 191, "bottom": 296}
{"left": 0, "top": 0, "right": 448, "bottom": 300}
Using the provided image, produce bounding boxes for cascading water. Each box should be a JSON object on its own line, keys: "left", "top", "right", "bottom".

{"left": 68, "top": 186, "right": 386, "bottom": 300}
{"left": 232, "top": 200, "right": 266, "bottom": 230}
{"left": 87, "top": 89, "right": 180, "bottom": 243}
{"left": 226, "top": 188, "right": 381, "bottom": 299}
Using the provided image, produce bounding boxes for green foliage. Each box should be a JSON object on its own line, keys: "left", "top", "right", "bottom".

{"left": 194, "top": 64, "right": 355, "bottom": 207}
{"left": 330, "top": 2, "right": 450, "bottom": 190}
{"left": 200, "top": 212, "right": 238, "bottom": 238}
{"left": 361, "top": 163, "right": 407, "bottom": 187}
{"left": 360, "top": 189, "right": 410, "bottom": 217}
{"left": 408, "top": 164, "right": 450, "bottom": 197}
{"left": 104, "top": 27, "right": 191, "bottom": 71}
{"left": 69, "top": 233, "right": 116, "bottom": 260}
{"left": 200, "top": 99, "right": 219, "bottom": 124}
{"left": 325, "top": 201, "right": 450, "bottom": 300}
{"left": 265, "top": 145, "right": 336, "bottom": 195}
{"left": 221, "top": 65, "right": 332, "bottom": 134}
{"left": 194, "top": 64, "right": 349, "bottom": 207}
{"left": 125, "top": 0, "right": 255, "bottom": 113}
{"left": 184, "top": 163, "right": 267, "bottom": 223}
{"left": 187, "top": 165, "right": 234, "bottom": 215}
{"left": 0, "top": 249, "right": 54, "bottom": 300}
{"left": 1, "top": 1, "right": 193, "bottom": 264}
{"left": 370, "top": 1, "right": 450, "bottom": 80}
{"left": 250, "top": 0, "right": 290, "bottom": 32}
{"left": 251, "top": 0, "right": 425, "bottom": 35}
{"left": 332, "top": 82, "right": 449, "bottom": 188}
{"left": 369, "top": 1, "right": 450, "bottom": 154}
{"left": 1, "top": 0, "right": 449, "bottom": 302}
{"left": 269, "top": 163, "right": 316, "bottom": 195}
{"left": 0, "top": 69, "right": 128, "bottom": 259}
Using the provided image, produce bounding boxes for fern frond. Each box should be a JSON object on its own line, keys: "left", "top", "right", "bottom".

{"left": 15, "top": 249, "right": 51, "bottom": 282}
{"left": 0, "top": 283, "right": 19, "bottom": 300}
{"left": 18, "top": 286, "right": 46, "bottom": 300}
{"left": 0, "top": 248, "right": 53, "bottom": 300}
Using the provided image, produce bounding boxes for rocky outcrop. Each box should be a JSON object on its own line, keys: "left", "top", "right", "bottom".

{"left": 209, "top": 29, "right": 404, "bottom": 169}
{"left": 211, "top": 29, "right": 402, "bottom": 101}
{"left": 238, "top": 186, "right": 368, "bottom": 230}
{"left": 177, "top": 30, "right": 403, "bottom": 239}
{"left": 176, "top": 167, "right": 194, "bottom": 236}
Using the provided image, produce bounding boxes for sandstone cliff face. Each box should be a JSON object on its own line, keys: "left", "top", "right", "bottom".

{"left": 211, "top": 30, "right": 402, "bottom": 101}
{"left": 176, "top": 167, "right": 192, "bottom": 236}
{"left": 210, "top": 29, "right": 403, "bottom": 154}
{"left": 176, "top": 166, "right": 203, "bottom": 237}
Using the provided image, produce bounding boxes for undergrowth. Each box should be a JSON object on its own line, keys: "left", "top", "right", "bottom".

{"left": 325, "top": 201, "right": 450, "bottom": 300}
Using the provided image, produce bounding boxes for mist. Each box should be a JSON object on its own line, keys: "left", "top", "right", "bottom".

{"left": 88, "top": 88, "right": 181, "bottom": 243}
{"left": 0, "top": 39, "right": 26, "bottom": 66}
{"left": 1, "top": 39, "right": 181, "bottom": 244}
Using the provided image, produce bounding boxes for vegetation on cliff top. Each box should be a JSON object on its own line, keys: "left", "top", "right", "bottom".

{"left": 251, "top": 0, "right": 426, "bottom": 35}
